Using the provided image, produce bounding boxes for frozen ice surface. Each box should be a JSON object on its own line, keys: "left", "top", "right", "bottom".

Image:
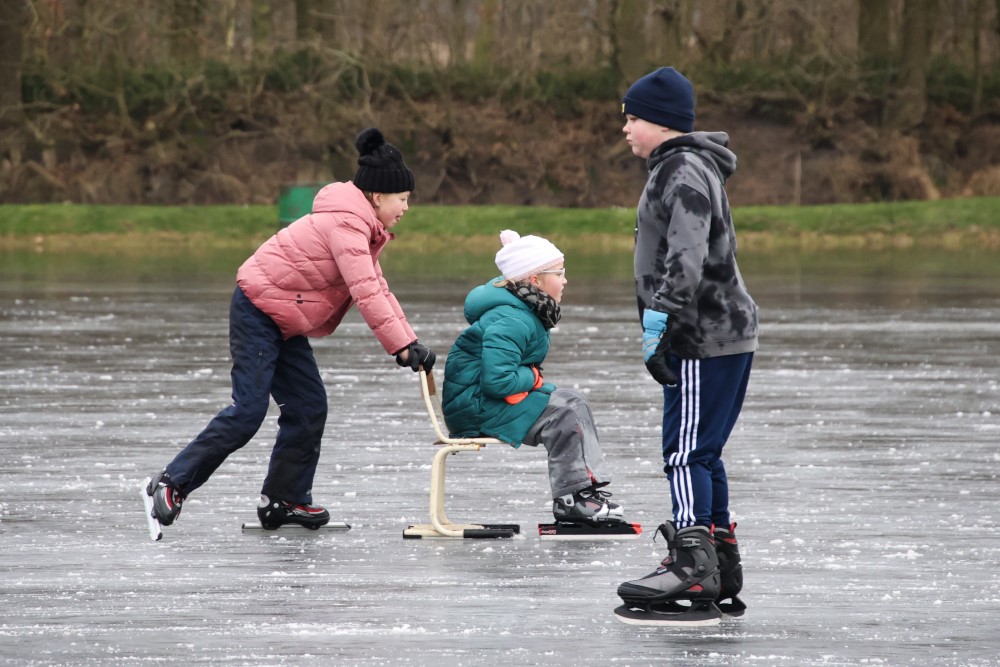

{"left": 1, "top": 270, "right": 999, "bottom": 666}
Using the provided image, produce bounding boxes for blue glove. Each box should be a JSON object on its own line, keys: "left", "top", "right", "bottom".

{"left": 641, "top": 309, "right": 668, "bottom": 362}
{"left": 641, "top": 309, "right": 678, "bottom": 386}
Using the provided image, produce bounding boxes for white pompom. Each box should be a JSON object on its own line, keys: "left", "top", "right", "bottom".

{"left": 499, "top": 229, "right": 521, "bottom": 246}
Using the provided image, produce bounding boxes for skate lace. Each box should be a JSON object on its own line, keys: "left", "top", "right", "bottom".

{"left": 652, "top": 523, "right": 677, "bottom": 565}
{"left": 583, "top": 487, "right": 614, "bottom": 505}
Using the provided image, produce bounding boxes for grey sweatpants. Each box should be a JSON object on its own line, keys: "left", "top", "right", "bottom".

{"left": 521, "top": 388, "right": 611, "bottom": 498}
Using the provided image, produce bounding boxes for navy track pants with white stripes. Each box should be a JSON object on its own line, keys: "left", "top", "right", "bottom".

{"left": 661, "top": 351, "right": 753, "bottom": 530}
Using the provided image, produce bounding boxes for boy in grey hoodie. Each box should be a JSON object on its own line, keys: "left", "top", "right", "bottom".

{"left": 614, "top": 67, "right": 757, "bottom": 626}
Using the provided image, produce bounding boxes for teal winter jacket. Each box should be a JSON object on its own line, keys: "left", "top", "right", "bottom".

{"left": 442, "top": 278, "right": 556, "bottom": 446}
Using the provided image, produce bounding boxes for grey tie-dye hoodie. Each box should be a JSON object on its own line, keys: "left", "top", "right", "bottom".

{"left": 634, "top": 131, "right": 758, "bottom": 359}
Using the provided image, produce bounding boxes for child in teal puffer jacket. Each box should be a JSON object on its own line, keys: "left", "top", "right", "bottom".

{"left": 442, "top": 230, "right": 629, "bottom": 526}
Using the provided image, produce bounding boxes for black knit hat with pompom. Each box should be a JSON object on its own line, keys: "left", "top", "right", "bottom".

{"left": 352, "top": 128, "right": 415, "bottom": 194}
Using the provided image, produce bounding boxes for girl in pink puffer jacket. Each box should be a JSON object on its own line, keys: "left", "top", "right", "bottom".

{"left": 143, "top": 128, "right": 435, "bottom": 536}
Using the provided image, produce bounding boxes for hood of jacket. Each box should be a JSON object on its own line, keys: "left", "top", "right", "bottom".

{"left": 313, "top": 181, "right": 386, "bottom": 227}
{"left": 463, "top": 277, "right": 529, "bottom": 324}
{"left": 648, "top": 131, "right": 737, "bottom": 182}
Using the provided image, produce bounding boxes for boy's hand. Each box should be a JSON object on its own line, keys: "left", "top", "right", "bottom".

{"left": 641, "top": 309, "right": 677, "bottom": 386}
{"left": 641, "top": 309, "right": 668, "bottom": 361}
{"left": 644, "top": 335, "right": 678, "bottom": 386}
{"left": 395, "top": 341, "right": 436, "bottom": 372}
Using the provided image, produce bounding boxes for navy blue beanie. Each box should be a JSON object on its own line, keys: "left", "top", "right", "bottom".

{"left": 622, "top": 67, "right": 695, "bottom": 132}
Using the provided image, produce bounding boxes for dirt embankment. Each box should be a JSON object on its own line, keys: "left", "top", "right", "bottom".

{"left": 2, "top": 90, "right": 999, "bottom": 208}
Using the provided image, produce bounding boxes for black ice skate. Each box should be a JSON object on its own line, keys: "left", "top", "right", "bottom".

{"left": 614, "top": 522, "right": 723, "bottom": 626}
{"left": 141, "top": 471, "right": 185, "bottom": 541}
{"left": 257, "top": 495, "right": 330, "bottom": 530}
{"left": 147, "top": 472, "right": 185, "bottom": 525}
{"left": 552, "top": 487, "right": 625, "bottom": 524}
{"left": 541, "top": 487, "right": 640, "bottom": 540}
{"left": 714, "top": 522, "right": 747, "bottom": 617}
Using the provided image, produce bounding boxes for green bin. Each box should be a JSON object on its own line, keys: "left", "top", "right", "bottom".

{"left": 277, "top": 183, "right": 325, "bottom": 227}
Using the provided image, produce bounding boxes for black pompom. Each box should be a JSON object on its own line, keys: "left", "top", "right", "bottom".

{"left": 355, "top": 128, "right": 385, "bottom": 156}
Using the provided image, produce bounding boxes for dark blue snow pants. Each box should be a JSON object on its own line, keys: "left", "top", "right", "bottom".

{"left": 165, "top": 287, "right": 327, "bottom": 504}
{"left": 661, "top": 351, "right": 753, "bottom": 530}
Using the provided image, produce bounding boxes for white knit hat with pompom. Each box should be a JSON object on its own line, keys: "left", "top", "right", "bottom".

{"left": 494, "top": 229, "right": 564, "bottom": 282}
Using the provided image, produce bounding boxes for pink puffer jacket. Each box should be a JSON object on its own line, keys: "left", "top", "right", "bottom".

{"left": 237, "top": 181, "right": 416, "bottom": 354}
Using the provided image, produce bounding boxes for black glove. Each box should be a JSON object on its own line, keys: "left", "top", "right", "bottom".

{"left": 395, "top": 341, "right": 436, "bottom": 372}
{"left": 644, "top": 332, "right": 678, "bottom": 386}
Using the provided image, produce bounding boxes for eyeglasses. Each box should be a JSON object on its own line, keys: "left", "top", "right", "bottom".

{"left": 537, "top": 269, "right": 566, "bottom": 277}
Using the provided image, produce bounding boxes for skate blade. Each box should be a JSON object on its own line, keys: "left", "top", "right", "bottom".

{"left": 613, "top": 602, "right": 723, "bottom": 627}
{"left": 717, "top": 596, "right": 747, "bottom": 618}
{"left": 538, "top": 522, "right": 642, "bottom": 541}
{"left": 241, "top": 522, "right": 351, "bottom": 533}
{"left": 140, "top": 477, "right": 162, "bottom": 542}
{"left": 403, "top": 523, "right": 520, "bottom": 539}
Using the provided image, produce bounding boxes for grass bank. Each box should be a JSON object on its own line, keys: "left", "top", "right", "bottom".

{"left": 2, "top": 197, "right": 999, "bottom": 254}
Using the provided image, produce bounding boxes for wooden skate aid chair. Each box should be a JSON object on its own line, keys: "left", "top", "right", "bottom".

{"left": 403, "top": 369, "right": 520, "bottom": 539}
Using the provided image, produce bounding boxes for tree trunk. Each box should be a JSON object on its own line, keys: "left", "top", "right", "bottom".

{"left": 971, "top": 0, "right": 987, "bottom": 114}
{"left": 446, "top": 0, "right": 470, "bottom": 66}
{"left": 472, "top": 0, "right": 497, "bottom": 72}
{"left": 252, "top": 0, "right": 273, "bottom": 52}
{"left": 360, "top": 0, "right": 385, "bottom": 59}
{"left": 296, "top": 0, "right": 337, "bottom": 45}
{"left": 889, "top": 0, "right": 937, "bottom": 129}
{"left": 859, "top": 0, "right": 892, "bottom": 124}
{"left": 0, "top": 0, "right": 31, "bottom": 127}
{"left": 611, "top": 0, "right": 648, "bottom": 84}
{"left": 652, "top": 0, "right": 693, "bottom": 68}
{"left": 858, "top": 0, "right": 892, "bottom": 64}
{"left": 170, "top": 0, "right": 205, "bottom": 65}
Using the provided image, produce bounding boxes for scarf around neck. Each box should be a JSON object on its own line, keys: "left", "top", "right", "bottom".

{"left": 505, "top": 281, "right": 562, "bottom": 330}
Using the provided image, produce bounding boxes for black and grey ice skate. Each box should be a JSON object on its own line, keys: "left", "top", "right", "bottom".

{"left": 552, "top": 487, "right": 625, "bottom": 525}
{"left": 714, "top": 522, "right": 747, "bottom": 617}
{"left": 147, "top": 471, "right": 185, "bottom": 525}
{"left": 614, "top": 522, "right": 722, "bottom": 626}
{"left": 141, "top": 471, "right": 184, "bottom": 540}
{"left": 257, "top": 495, "right": 330, "bottom": 530}
{"left": 542, "top": 487, "right": 638, "bottom": 539}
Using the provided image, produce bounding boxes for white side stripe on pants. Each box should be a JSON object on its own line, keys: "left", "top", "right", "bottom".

{"left": 670, "top": 465, "right": 696, "bottom": 525}
{"left": 669, "top": 358, "right": 700, "bottom": 467}
{"left": 668, "top": 359, "right": 699, "bottom": 526}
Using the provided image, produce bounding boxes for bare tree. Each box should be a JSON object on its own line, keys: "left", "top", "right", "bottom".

{"left": 473, "top": 0, "right": 498, "bottom": 71}
{"left": 359, "top": 0, "right": 386, "bottom": 59}
{"left": 252, "top": 0, "right": 274, "bottom": 51}
{"left": 859, "top": 0, "right": 892, "bottom": 65}
{"left": 611, "top": 0, "right": 649, "bottom": 82}
{"left": 971, "top": 0, "right": 988, "bottom": 114}
{"left": 170, "top": 0, "right": 206, "bottom": 64}
{"left": 996, "top": 0, "right": 1000, "bottom": 45}
{"left": 858, "top": 0, "right": 892, "bottom": 123}
{"left": 297, "top": 0, "right": 338, "bottom": 45}
{"left": 445, "top": 0, "right": 472, "bottom": 66}
{"left": 651, "top": 0, "right": 693, "bottom": 67}
{"left": 890, "top": 0, "right": 937, "bottom": 129}
{"left": 0, "top": 0, "right": 31, "bottom": 126}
